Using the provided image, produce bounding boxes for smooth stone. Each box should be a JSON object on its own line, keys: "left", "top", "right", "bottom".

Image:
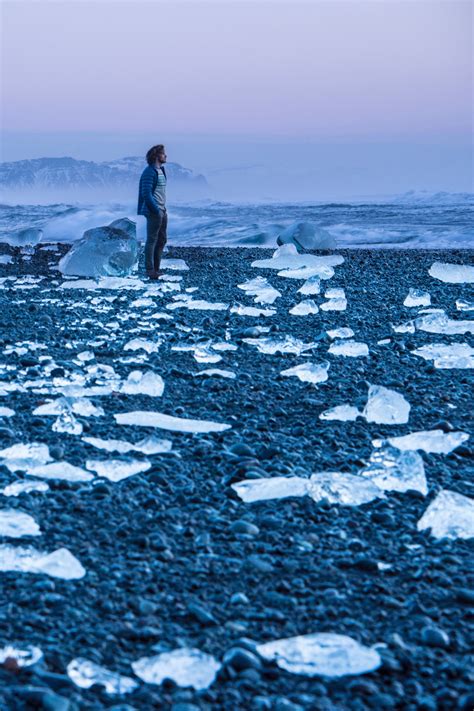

{"left": 420, "top": 626, "right": 450, "bottom": 648}
{"left": 223, "top": 647, "right": 262, "bottom": 671}
{"left": 230, "top": 520, "right": 260, "bottom": 536}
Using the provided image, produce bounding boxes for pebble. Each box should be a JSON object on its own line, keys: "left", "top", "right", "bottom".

{"left": 421, "top": 626, "right": 450, "bottom": 648}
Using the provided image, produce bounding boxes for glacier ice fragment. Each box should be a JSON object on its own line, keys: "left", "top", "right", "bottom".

{"left": 429, "top": 262, "right": 474, "bottom": 284}
{"left": 114, "top": 410, "right": 231, "bottom": 433}
{"left": 58, "top": 223, "right": 138, "bottom": 278}
{"left": 67, "top": 658, "right": 138, "bottom": 694}
{"left": 403, "top": 289, "right": 431, "bottom": 307}
{"left": 86, "top": 458, "right": 151, "bottom": 482}
{"left": 359, "top": 446, "right": 427, "bottom": 495}
{"left": 0, "top": 510, "right": 42, "bottom": 538}
{"left": 132, "top": 648, "right": 220, "bottom": 690}
{"left": 328, "top": 340, "right": 369, "bottom": 357}
{"left": 237, "top": 276, "right": 281, "bottom": 304}
{"left": 417, "top": 490, "right": 474, "bottom": 540}
{"left": 363, "top": 385, "right": 410, "bottom": 424}
{"left": 372, "top": 429, "right": 469, "bottom": 454}
{"left": 280, "top": 362, "right": 329, "bottom": 384}
{"left": 232, "top": 477, "right": 309, "bottom": 503}
{"left": 0, "top": 545, "right": 86, "bottom": 579}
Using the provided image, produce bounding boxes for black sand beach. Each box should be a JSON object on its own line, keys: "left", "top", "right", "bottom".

{"left": 0, "top": 246, "right": 473, "bottom": 711}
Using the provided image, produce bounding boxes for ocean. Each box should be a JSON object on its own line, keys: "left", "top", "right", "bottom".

{"left": 0, "top": 192, "right": 473, "bottom": 249}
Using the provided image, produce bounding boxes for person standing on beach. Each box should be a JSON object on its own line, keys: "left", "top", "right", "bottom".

{"left": 137, "top": 144, "right": 168, "bottom": 279}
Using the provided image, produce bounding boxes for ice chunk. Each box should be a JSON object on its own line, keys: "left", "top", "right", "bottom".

{"left": 297, "top": 275, "right": 321, "bottom": 295}
{"left": 26, "top": 462, "right": 94, "bottom": 482}
{"left": 256, "top": 633, "right": 381, "bottom": 677}
{"left": 412, "top": 342, "right": 474, "bottom": 369}
{"left": 58, "top": 223, "right": 138, "bottom": 278}
{"left": 289, "top": 299, "right": 319, "bottom": 315}
{"left": 415, "top": 310, "right": 474, "bottom": 335}
{"left": 324, "top": 288, "right": 345, "bottom": 299}
{"left": 429, "top": 262, "right": 474, "bottom": 284}
{"left": 403, "top": 288, "right": 431, "bottom": 307}
{"left": 0, "top": 407, "right": 15, "bottom": 417}
{"left": 359, "top": 446, "right": 427, "bottom": 495}
{"left": 0, "top": 545, "right": 86, "bottom": 579}
{"left": 319, "top": 405, "right": 361, "bottom": 422}
{"left": 0, "top": 645, "right": 43, "bottom": 667}
{"left": 243, "top": 336, "right": 316, "bottom": 356}
{"left": 52, "top": 411, "right": 83, "bottom": 435}
{"left": 83, "top": 434, "right": 172, "bottom": 455}
{"left": 232, "top": 476, "right": 309, "bottom": 503}
{"left": 277, "top": 222, "right": 337, "bottom": 250}
{"left": 417, "top": 490, "right": 474, "bottom": 540}
{"left": 0, "top": 510, "right": 41, "bottom": 537}
{"left": 114, "top": 410, "right": 231, "bottom": 433}
{"left": 132, "top": 647, "right": 220, "bottom": 690}
{"left": 86, "top": 458, "right": 151, "bottom": 483}
{"left": 252, "top": 252, "right": 343, "bottom": 272}
{"left": 161, "top": 258, "right": 189, "bottom": 271}
{"left": 363, "top": 385, "right": 410, "bottom": 424}
{"left": 124, "top": 338, "right": 162, "bottom": 353}
{"left": 33, "top": 397, "right": 104, "bottom": 417}
{"left": 120, "top": 370, "right": 164, "bottom": 397}
{"left": 166, "top": 295, "right": 228, "bottom": 311}
{"left": 0, "top": 443, "right": 52, "bottom": 472}
{"left": 308, "top": 472, "right": 383, "bottom": 506}
{"left": 327, "top": 327, "right": 354, "bottom": 339}
{"left": 320, "top": 297, "right": 347, "bottom": 311}
{"left": 373, "top": 429, "right": 469, "bottom": 454}
{"left": 3, "top": 227, "right": 43, "bottom": 247}
{"left": 278, "top": 265, "right": 335, "bottom": 280}
{"left": 280, "top": 362, "right": 329, "bottom": 384}
{"left": 456, "top": 298, "right": 474, "bottom": 312}
{"left": 230, "top": 304, "right": 276, "bottom": 317}
{"left": 328, "top": 340, "right": 369, "bottom": 357}
{"left": 67, "top": 657, "right": 138, "bottom": 694}
{"left": 194, "top": 369, "right": 236, "bottom": 379}
{"left": 237, "top": 276, "right": 281, "bottom": 304}
{"left": 0, "top": 479, "right": 49, "bottom": 497}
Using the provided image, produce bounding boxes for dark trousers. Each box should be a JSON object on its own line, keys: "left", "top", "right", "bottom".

{"left": 145, "top": 210, "right": 168, "bottom": 272}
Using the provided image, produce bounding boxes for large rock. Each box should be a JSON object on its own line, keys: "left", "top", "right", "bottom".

{"left": 277, "top": 221, "right": 336, "bottom": 250}
{"left": 58, "top": 220, "right": 138, "bottom": 277}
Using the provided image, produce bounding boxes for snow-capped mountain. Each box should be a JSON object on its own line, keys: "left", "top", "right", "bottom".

{"left": 0, "top": 156, "right": 208, "bottom": 202}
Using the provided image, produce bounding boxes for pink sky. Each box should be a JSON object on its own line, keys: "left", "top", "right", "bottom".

{"left": 2, "top": 0, "right": 472, "bottom": 138}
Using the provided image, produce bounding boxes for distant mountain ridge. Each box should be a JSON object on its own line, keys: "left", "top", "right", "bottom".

{"left": 0, "top": 156, "right": 208, "bottom": 197}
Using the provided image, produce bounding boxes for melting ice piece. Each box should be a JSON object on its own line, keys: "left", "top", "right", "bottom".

{"left": 252, "top": 251, "right": 343, "bottom": 271}
{"left": 161, "top": 258, "right": 189, "bottom": 271}
{"left": 256, "top": 633, "right": 381, "bottom": 677}
{"left": 124, "top": 338, "right": 162, "bottom": 353}
{"left": 85, "top": 434, "right": 172, "bottom": 455}
{"left": 359, "top": 446, "right": 427, "bottom": 495}
{"left": 27, "top": 462, "right": 93, "bottom": 482}
{"left": 0, "top": 545, "right": 86, "bottom": 579}
{"left": 67, "top": 658, "right": 138, "bottom": 694}
{"left": 373, "top": 429, "right": 469, "bottom": 454}
{"left": 0, "top": 443, "right": 52, "bottom": 472}
{"left": 429, "top": 262, "right": 474, "bottom": 284}
{"left": 132, "top": 648, "right": 221, "bottom": 690}
{"left": 33, "top": 397, "right": 104, "bottom": 417}
{"left": 278, "top": 265, "right": 335, "bottom": 280}
{"left": 297, "top": 275, "right": 321, "bottom": 295}
{"left": 0, "top": 407, "right": 15, "bottom": 417}
{"left": 0, "top": 479, "right": 49, "bottom": 497}
{"left": 0, "top": 510, "right": 42, "bottom": 538}
{"left": 308, "top": 472, "right": 383, "bottom": 506}
{"left": 415, "top": 310, "right": 474, "bottom": 335}
{"left": 86, "top": 458, "right": 151, "bottom": 483}
{"left": 232, "top": 476, "right": 309, "bottom": 503}
{"left": 280, "top": 362, "right": 329, "bottom": 384}
{"left": 58, "top": 223, "right": 138, "bottom": 278}
{"left": 243, "top": 336, "right": 316, "bottom": 356}
{"left": 194, "top": 369, "right": 236, "bottom": 379}
{"left": 289, "top": 300, "right": 319, "bottom": 316}
{"left": 327, "top": 327, "right": 354, "bottom": 339}
{"left": 120, "top": 370, "right": 164, "bottom": 397}
{"left": 0, "top": 645, "right": 43, "bottom": 667}
{"left": 230, "top": 304, "right": 276, "bottom": 317}
{"left": 412, "top": 342, "right": 474, "bottom": 369}
{"left": 456, "top": 299, "right": 474, "bottom": 312}
{"left": 328, "top": 340, "right": 369, "bottom": 357}
{"left": 115, "top": 410, "right": 231, "bottom": 433}
{"left": 417, "top": 490, "right": 474, "bottom": 540}
{"left": 168, "top": 296, "right": 228, "bottom": 311}
{"left": 363, "top": 385, "right": 410, "bottom": 425}
{"left": 324, "top": 288, "right": 345, "bottom": 299}
{"left": 320, "top": 297, "right": 347, "bottom": 311}
{"left": 52, "top": 411, "right": 83, "bottom": 435}
{"left": 403, "top": 288, "right": 431, "bottom": 307}
{"left": 237, "top": 276, "right": 281, "bottom": 304}
{"left": 319, "top": 405, "right": 361, "bottom": 422}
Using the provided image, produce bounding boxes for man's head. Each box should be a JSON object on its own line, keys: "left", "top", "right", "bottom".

{"left": 146, "top": 144, "right": 167, "bottom": 166}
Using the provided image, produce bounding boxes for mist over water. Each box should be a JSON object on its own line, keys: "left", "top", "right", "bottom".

{"left": 0, "top": 194, "right": 473, "bottom": 249}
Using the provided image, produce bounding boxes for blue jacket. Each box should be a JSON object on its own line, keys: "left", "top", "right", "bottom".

{"left": 137, "top": 165, "right": 167, "bottom": 217}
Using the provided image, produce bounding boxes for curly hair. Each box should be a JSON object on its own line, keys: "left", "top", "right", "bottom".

{"left": 146, "top": 145, "right": 165, "bottom": 165}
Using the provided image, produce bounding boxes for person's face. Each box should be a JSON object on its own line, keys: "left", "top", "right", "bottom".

{"left": 158, "top": 149, "right": 167, "bottom": 164}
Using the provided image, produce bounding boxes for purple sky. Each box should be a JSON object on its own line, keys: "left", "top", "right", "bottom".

{"left": 1, "top": 1, "right": 472, "bottom": 196}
